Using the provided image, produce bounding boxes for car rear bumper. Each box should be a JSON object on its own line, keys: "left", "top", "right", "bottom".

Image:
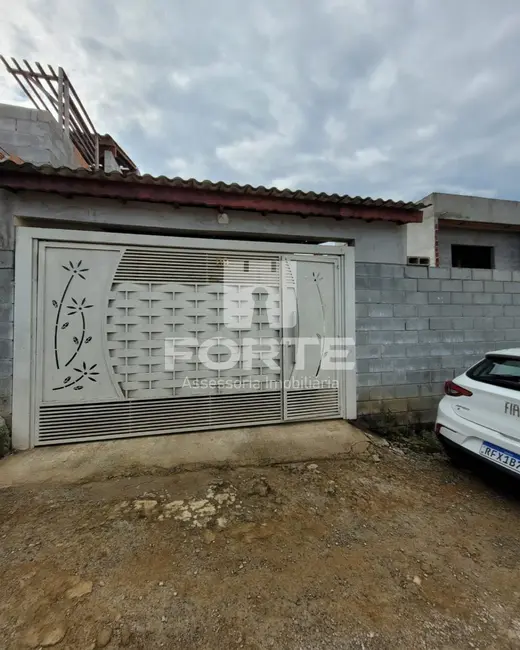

{"left": 436, "top": 432, "right": 520, "bottom": 479}
{"left": 436, "top": 397, "right": 520, "bottom": 477}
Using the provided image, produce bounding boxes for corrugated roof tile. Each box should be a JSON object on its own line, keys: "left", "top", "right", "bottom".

{"left": 0, "top": 161, "right": 425, "bottom": 211}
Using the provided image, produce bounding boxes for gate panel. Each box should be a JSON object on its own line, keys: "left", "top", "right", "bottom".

{"left": 17, "top": 232, "right": 353, "bottom": 447}
{"left": 38, "top": 244, "right": 123, "bottom": 404}
{"left": 282, "top": 256, "right": 342, "bottom": 420}
{"left": 34, "top": 242, "right": 285, "bottom": 444}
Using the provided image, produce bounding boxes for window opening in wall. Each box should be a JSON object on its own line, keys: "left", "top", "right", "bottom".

{"left": 451, "top": 245, "right": 494, "bottom": 269}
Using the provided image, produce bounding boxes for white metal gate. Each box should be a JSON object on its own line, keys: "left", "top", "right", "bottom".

{"left": 13, "top": 229, "right": 356, "bottom": 447}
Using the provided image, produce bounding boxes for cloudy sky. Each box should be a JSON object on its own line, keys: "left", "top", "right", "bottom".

{"left": 1, "top": 0, "right": 520, "bottom": 201}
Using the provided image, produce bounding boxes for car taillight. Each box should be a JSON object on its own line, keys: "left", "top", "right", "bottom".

{"left": 444, "top": 380, "right": 473, "bottom": 397}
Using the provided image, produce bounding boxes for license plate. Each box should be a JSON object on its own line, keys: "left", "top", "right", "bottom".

{"left": 479, "top": 441, "right": 520, "bottom": 474}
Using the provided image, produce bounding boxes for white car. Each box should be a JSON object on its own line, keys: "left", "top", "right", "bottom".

{"left": 436, "top": 349, "right": 520, "bottom": 477}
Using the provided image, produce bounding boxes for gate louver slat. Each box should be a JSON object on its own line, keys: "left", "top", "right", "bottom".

{"left": 286, "top": 389, "right": 340, "bottom": 419}
{"left": 38, "top": 392, "right": 282, "bottom": 444}
{"left": 114, "top": 248, "right": 281, "bottom": 284}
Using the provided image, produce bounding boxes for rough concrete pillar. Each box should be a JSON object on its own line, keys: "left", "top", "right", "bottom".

{"left": 0, "top": 189, "right": 13, "bottom": 454}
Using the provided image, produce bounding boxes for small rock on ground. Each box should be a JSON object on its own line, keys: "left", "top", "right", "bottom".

{"left": 96, "top": 626, "right": 112, "bottom": 648}
{"left": 120, "top": 623, "right": 131, "bottom": 646}
{"left": 247, "top": 478, "right": 271, "bottom": 497}
{"left": 29, "top": 623, "right": 67, "bottom": 647}
{"left": 65, "top": 579, "right": 93, "bottom": 599}
{"left": 325, "top": 481, "right": 337, "bottom": 496}
{"left": 133, "top": 499, "right": 158, "bottom": 516}
{"left": 203, "top": 530, "right": 216, "bottom": 544}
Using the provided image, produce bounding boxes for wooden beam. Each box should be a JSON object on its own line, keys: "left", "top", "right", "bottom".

{"left": 58, "top": 67, "right": 64, "bottom": 129}
{"left": 10, "top": 58, "right": 50, "bottom": 113}
{"left": 55, "top": 66, "right": 97, "bottom": 134}
{"left": 0, "top": 56, "right": 41, "bottom": 111}
{"left": 63, "top": 75, "right": 70, "bottom": 132}
{"left": 438, "top": 218, "right": 520, "bottom": 232}
{"left": 95, "top": 134, "right": 100, "bottom": 170}
{"left": 22, "top": 59, "right": 58, "bottom": 111}
{"left": 34, "top": 61, "right": 96, "bottom": 163}
{"left": 1, "top": 65, "right": 57, "bottom": 80}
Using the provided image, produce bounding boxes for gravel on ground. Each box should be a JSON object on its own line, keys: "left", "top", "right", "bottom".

{"left": 1, "top": 443, "right": 519, "bottom": 649}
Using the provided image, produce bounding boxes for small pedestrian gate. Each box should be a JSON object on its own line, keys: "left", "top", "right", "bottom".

{"left": 13, "top": 229, "right": 356, "bottom": 447}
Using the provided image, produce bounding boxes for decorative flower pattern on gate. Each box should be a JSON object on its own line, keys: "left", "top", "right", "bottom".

{"left": 53, "top": 362, "right": 99, "bottom": 392}
{"left": 52, "top": 260, "right": 97, "bottom": 391}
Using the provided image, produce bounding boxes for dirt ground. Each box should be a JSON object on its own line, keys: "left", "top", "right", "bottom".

{"left": 1, "top": 442, "right": 520, "bottom": 650}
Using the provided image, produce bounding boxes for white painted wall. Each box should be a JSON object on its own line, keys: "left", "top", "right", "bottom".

{"left": 11, "top": 191, "right": 407, "bottom": 263}
{"left": 405, "top": 197, "right": 436, "bottom": 264}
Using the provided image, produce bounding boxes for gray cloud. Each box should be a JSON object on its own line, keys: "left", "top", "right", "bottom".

{"left": 1, "top": 0, "right": 520, "bottom": 200}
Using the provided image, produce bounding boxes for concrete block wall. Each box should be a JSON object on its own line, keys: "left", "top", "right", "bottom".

{"left": 356, "top": 262, "right": 520, "bottom": 423}
{"left": 0, "top": 103, "right": 78, "bottom": 168}
{"left": 0, "top": 190, "right": 14, "bottom": 448}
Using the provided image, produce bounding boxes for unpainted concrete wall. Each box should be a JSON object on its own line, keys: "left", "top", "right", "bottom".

{"left": 405, "top": 197, "right": 436, "bottom": 264}
{"left": 11, "top": 191, "right": 408, "bottom": 263}
{"left": 407, "top": 192, "right": 520, "bottom": 270}
{"left": 356, "top": 262, "right": 520, "bottom": 422}
{"left": 437, "top": 226, "right": 520, "bottom": 271}
{"left": 0, "top": 104, "right": 78, "bottom": 168}
{"left": 431, "top": 192, "right": 520, "bottom": 227}
{"left": 0, "top": 190, "right": 14, "bottom": 442}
